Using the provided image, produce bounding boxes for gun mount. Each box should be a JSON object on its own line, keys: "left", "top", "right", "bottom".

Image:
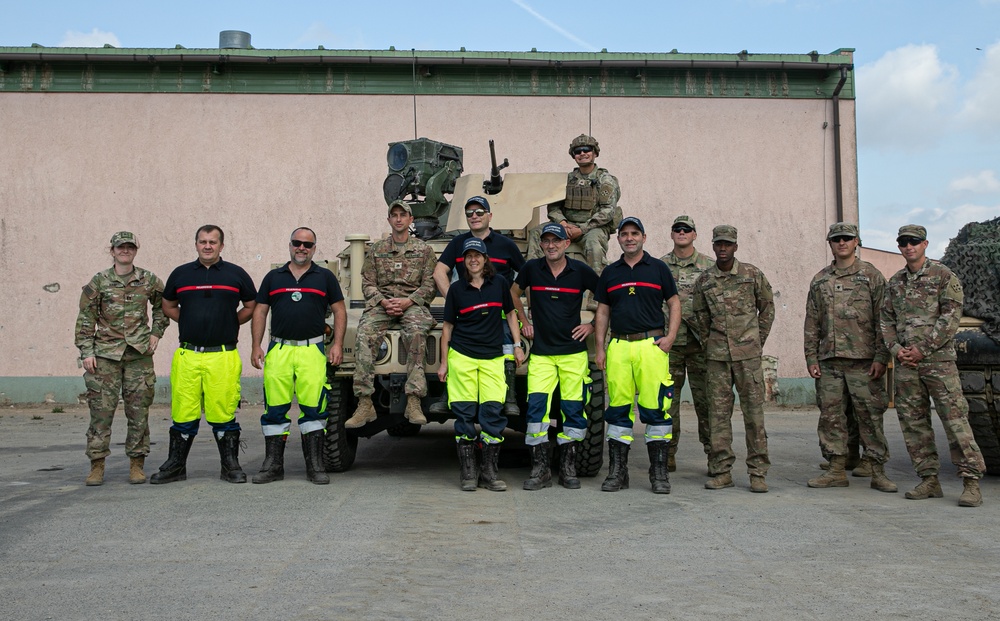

{"left": 382, "top": 138, "right": 464, "bottom": 240}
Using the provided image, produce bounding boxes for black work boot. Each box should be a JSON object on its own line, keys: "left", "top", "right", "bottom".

{"left": 647, "top": 440, "right": 671, "bottom": 494}
{"left": 214, "top": 430, "right": 247, "bottom": 484}
{"left": 150, "top": 428, "right": 195, "bottom": 485}
{"left": 252, "top": 434, "right": 286, "bottom": 484}
{"left": 503, "top": 359, "right": 519, "bottom": 417}
{"left": 559, "top": 442, "right": 581, "bottom": 489}
{"left": 601, "top": 440, "right": 630, "bottom": 492}
{"left": 478, "top": 442, "right": 507, "bottom": 491}
{"left": 523, "top": 442, "right": 552, "bottom": 491}
{"left": 428, "top": 388, "right": 450, "bottom": 415}
{"left": 301, "top": 430, "right": 330, "bottom": 485}
{"left": 457, "top": 440, "right": 479, "bottom": 492}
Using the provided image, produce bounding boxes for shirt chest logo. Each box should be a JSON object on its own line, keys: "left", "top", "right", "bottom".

{"left": 291, "top": 291, "right": 303, "bottom": 302}
{"left": 628, "top": 286, "right": 636, "bottom": 295}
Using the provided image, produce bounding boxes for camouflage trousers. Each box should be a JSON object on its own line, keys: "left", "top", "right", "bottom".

{"left": 815, "top": 358, "right": 889, "bottom": 464}
{"left": 526, "top": 222, "right": 611, "bottom": 274}
{"left": 705, "top": 357, "right": 769, "bottom": 477}
{"left": 894, "top": 361, "right": 984, "bottom": 479}
{"left": 84, "top": 350, "right": 154, "bottom": 460}
{"left": 667, "top": 341, "right": 711, "bottom": 456}
{"left": 354, "top": 304, "right": 435, "bottom": 398}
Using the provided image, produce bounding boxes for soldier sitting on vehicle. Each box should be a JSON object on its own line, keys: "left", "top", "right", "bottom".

{"left": 346, "top": 201, "right": 438, "bottom": 429}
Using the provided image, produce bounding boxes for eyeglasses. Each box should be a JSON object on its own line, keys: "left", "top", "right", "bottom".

{"left": 896, "top": 237, "right": 923, "bottom": 247}
{"left": 672, "top": 226, "right": 694, "bottom": 234}
{"left": 465, "top": 209, "right": 487, "bottom": 218}
{"left": 540, "top": 237, "right": 565, "bottom": 246}
{"left": 829, "top": 235, "right": 856, "bottom": 244}
{"left": 572, "top": 146, "right": 594, "bottom": 155}
{"left": 290, "top": 240, "right": 315, "bottom": 248}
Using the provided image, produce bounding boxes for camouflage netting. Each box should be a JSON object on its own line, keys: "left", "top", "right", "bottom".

{"left": 940, "top": 216, "right": 1000, "bottom": 343}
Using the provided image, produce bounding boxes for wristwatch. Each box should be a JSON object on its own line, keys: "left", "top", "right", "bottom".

{"left": 513, "top": 341, "right": 525, "bottom": 349}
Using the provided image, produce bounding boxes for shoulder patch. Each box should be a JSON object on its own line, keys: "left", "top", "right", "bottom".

{"left": 82, "top": 284, "right": 98, "bottom": 299}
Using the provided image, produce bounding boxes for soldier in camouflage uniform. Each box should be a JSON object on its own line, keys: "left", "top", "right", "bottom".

{"left": 803, "top": 223, "right": 896, "bottom": 493}
{"left": 74, "top": 231, "right": 168, "bottom": 486}
{"left": 881, "top": 224, "right": 985, "bottom": 507}
{"left": 659, "top": 215, "right": 714, "bottom": 472}
{"left": 346, "top": 201, "right": 438, "bottom": 429}
{"left": 526, "top": 134, "right": 622, "bottom": 275}
{"left": 692, "top": 225, "right": 774, "bottom": 493}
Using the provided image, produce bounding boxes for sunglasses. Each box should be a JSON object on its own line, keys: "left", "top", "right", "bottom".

{"left": 290, "top": 240, "right": 315, "bottom": 248}
{"left": 572, "top": 146, "right": 594, "bottom": 155}
{"left": 672, "top": 226, "right": 694, "bottom": 234}
{"left": 829, "top": 235, "right": 856, "bottom": 244}
{"left": 465, "top": 209, "right": 488, "bottom": 218}
{"left": 896, "top": 237, "right": 923, "bottom": 247}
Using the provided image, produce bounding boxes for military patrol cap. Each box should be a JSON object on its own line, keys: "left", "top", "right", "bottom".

{"left": 462, "top": 238, "right": 489, "bottom": 256}
{"left": 712, "top": 225, "right": 738, "bottom": 243}
{"left": 569, "top": 134, "right": 600, "bottom": 157}
{"left": 388, "top": 199, "right": 412, "bottom": 215}
{"left": 465, "top": 196, "right": 491, "bottom": 212}
{"left": 896, "top": 224, "right": 927, "bottom": 242}
{"left": 673, "top": 215, "right": 697, "bottom": 231}
{"left": 618, "top": 216, "right": 645, "bottom": 234}
{"left": 110, "top": 231, "right": 139, "bottom": 247}
{"left": 541, "top": 223, "right": 568, "bottom": 240}
{"left": 827, "top": 222, "right": 859, "bottom": 240}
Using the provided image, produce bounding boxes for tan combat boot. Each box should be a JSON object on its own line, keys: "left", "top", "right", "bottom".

{"left": 704, "top": 472, "right": 734, "bottom": 490}
{"left": 404, "top": 395, "right": 427, "bottom": 425}
{"left": 128, "top": 456, "right": 146, "bottom": 484}
{"left": 869, "top": 462, "right": 897, "bottom": 493}
{"left": 345, "top": 396, "right": 377, "bottom": 429}
{"left": 750, "top": 475, "right": 768, "bottom": 493}
{"left": 85, "top": 458, "right": 105, "bottom": 486}
{"left": 904, "top": 475, "right": 943, "bottom": 500}
{"left": 958, "top": 478, "right": 983, "bottom": 507}
{"left": 852, "top": 456, "right": 873, "bottom": 478}
{"left": 808, "top": 455, "right": 849, "bottom": 488}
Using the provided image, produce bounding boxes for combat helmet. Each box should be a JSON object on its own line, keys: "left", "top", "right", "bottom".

{"left": 569, "top": 134, "right": 600, "bottom": 156}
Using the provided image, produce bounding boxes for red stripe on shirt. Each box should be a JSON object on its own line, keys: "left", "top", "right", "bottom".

{"left": 459, "top": 302, "right": 503, "bottom": 314}
{"left": 176, "top": 285, "right": 241, "bottom": 294}
{"left": 607, "top": 281, "right": 662, "bottom": 293}
{"left": 270, "top": 287, "right": 326, "bottom": 296}
{"left": 455, "top": 257, "right": 509, "bottom": 265}
{"left": 530, "top": 286, "right": 581, "bottom": 294}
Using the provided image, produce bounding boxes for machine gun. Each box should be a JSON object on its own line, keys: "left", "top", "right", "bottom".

{"left": 482, "top": 139, "right": 509, "bottom": 195}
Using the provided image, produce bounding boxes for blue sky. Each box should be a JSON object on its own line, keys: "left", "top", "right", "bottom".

{"left": 3, "top": 0, "right": 998, "bottom": 257}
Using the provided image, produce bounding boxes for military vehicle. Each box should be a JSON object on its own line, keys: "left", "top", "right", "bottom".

{"left": 320, "top": 138, "right": 607, "bottom": 475}
{"left": 941, "top": 217, "right": 1000, "bottom": 475}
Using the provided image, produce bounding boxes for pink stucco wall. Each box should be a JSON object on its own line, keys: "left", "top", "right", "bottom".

{"left": 0, "top": 92, "right": 857, "bottom": 382}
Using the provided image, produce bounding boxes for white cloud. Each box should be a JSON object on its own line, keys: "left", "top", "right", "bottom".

{"left": 904, "top": 203, "right": 1000, "bottom": 258}
{"left": 949, "top": 170, "right": 1000, "bottom": 193}
{"left": 958, "top": 41, "right": 1000, "bottom": 134}
{"left": 856, "top": 44, "right": 958, "bottom": 151}
{"left": 59, "top": 28, "right": 121, "bottom": 48}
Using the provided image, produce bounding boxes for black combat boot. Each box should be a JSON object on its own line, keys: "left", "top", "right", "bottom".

{"left": 252, "top": 434, "right": 286, "bottom": 484}
{"left": 647, "top": 440, "right": 671, "bottom": 494}
{"left": 523, "top": 442, "right": 552, "bottom": 491}
{"left": 214, "top": 429, "right": 247, "bottom": 484}
{"left": 503, "top": 359, "right": 519, "bottom": 417}
{"left": 478, "top": 442, "right": 507, "bottom": 492}
{"left": 301, "top": 430, "right": 330, "bottom": 485}
{"left": 457, "top": 440, "right": 479, "bottom": 492}
{"left": 150, "top": 428, "right": 195, "bottom": 485}
{"left": 601, "top": 440, "right": 630, "bottom": 492}
{"left": 428, "top": 388, "right": 450, "bottom": 415}
{"left": 559, "top": 442, "right": 581, "bottom": 489}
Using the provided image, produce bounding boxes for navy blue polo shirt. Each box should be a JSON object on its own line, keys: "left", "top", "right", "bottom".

{"left": 596, "top": 251, "right": 678, "bottom": 334}
{"left": 438, "top": 229, "right": 524, "bottom": 283}
{"left": 163, "top": 258, "right": 257, "bottom": 347}
{"left": 515, "top": 257, "right": 598, "bottom": 356}
{"left": 443, "top": 275, "right": 515, "bottom": 360}
{"left": 256, "top": 262, "right": 344, "bottom": 340}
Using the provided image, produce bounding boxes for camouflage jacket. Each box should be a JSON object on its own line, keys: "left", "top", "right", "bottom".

{"left": 692, "top": 258, "right": 775, "bottom": 362}
{"left": 660, "top": 248, "right": 714, "bottom": 349}
{"left": 75, "top": 266, "right": 168, "bottom": 360}
{"left": 881, "top": 259, "right": 963, "bottom": 362}
{"left": 548, "top": 167, "right": 621, "bottom": 234}
{"left": 804, "top": 259, "right": 889, "bottom": 366}
{"left": 361, "top": 235, "right": 437, "bottom": 310}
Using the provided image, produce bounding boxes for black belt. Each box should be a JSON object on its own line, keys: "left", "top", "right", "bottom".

{"left": 180, "top": 342, "right": 237, "bottom": 353}
{"left": 611, "top": 329, "right": 664, "bottom": 342}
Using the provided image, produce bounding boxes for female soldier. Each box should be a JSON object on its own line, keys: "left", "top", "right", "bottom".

{"left": 438, "top": 238, "right": 525, "bottom": 491}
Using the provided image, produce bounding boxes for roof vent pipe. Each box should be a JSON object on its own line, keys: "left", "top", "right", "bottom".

{"left": 219, "top": 31, "right": 251, "bottom": 49}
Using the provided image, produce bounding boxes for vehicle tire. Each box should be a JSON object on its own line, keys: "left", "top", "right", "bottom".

{"left": 969, "top": 408, "right": 1000, "bottom": 476}
{"left": 575, "top": 364, "right": 605, "bottom": 477}
{"left": 386, "top": 421, "right": 421, "bottom": 437}
{"left": 324, "top": 377, "right": 358, "bottom": 472}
